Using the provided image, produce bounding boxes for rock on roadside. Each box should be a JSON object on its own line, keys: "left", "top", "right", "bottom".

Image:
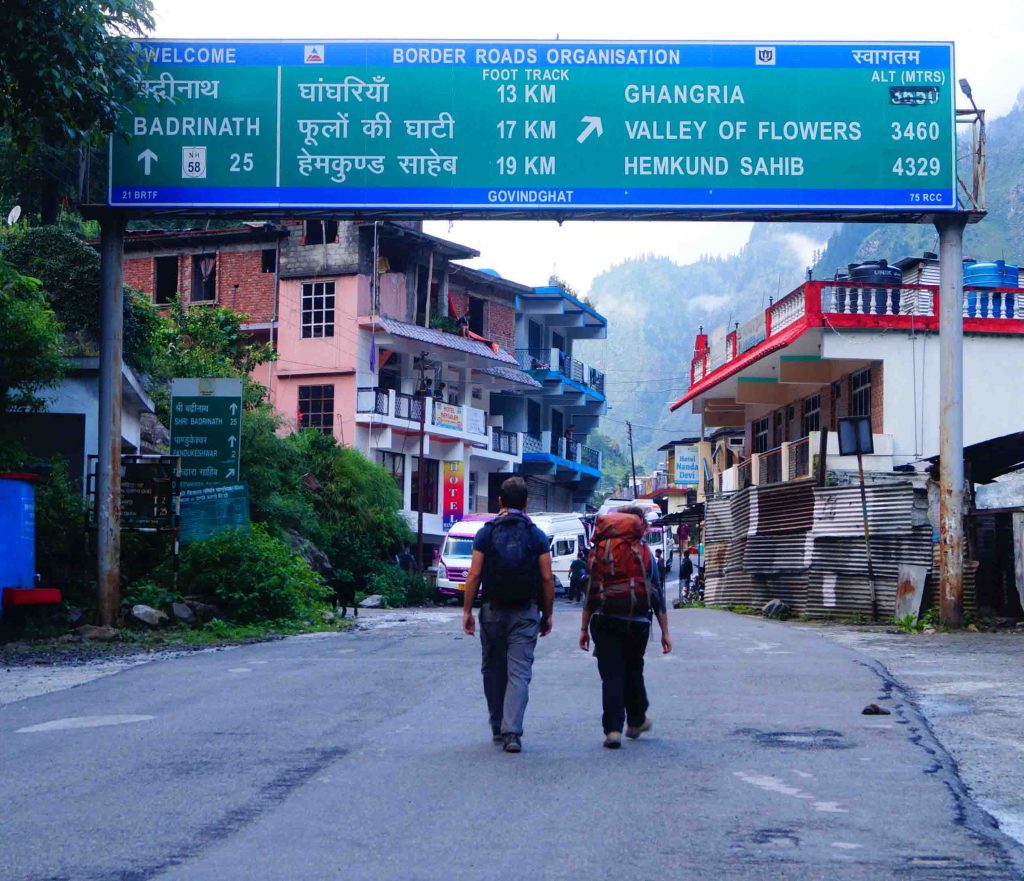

{"left": 762, "top": 599, "right": 792, "bottom": 620}
{"left": 359, "top": 594, "right": 383, "bottom": 609}
{"left": 75, "top": 625, "right": 120, "bottom": 642}
{"left": 131, "top": 605, "right": 169, "bottom": 628}
{"left": 171, "top": 602, "right": 196, "bottom": 626}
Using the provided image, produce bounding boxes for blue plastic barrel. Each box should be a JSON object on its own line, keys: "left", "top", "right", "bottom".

{"left": 964, "top": 261, "right": 1019, "bottom": 318}
{"left": 0, "top": 475, "right": 37, "bottom": 602}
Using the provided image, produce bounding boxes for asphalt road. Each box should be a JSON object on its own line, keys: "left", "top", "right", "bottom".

{"left": 2, "top": 603, "right": 1022, "bottom": 881}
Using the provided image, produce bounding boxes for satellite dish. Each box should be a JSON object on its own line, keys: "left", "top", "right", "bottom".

{"left": 6, "top": 205, "right": 21, "bottom": 226}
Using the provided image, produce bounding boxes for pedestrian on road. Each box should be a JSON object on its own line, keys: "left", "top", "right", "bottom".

{"left": 462, "top": 476, "right": 555, "bottom": 753}
{"left": 680, "top": 550, "right": 694, "bottom": 603}
{"left": 654, "top": 548, "right": 668, "bottom": 586}
{"left": 569, "top": 550, "right": 588, "bottom": 603}
{"left": 580, "top": 506, "right": 672, "bottom": 749}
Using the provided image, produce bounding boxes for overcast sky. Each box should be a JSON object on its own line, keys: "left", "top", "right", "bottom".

{"left": 151, "top": 0, "right": 1024, "bottom": 292}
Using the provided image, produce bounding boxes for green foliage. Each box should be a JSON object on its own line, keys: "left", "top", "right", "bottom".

{"left": 32, "top": 459, "right": 89, "bottom": 599}
{"left": 173, "top": 524, "right": 330, "bottom": 624}
{"left": 286, "top": 429, "right": 412, "bottom": 588}
{"left": 0, "top": 257, "right": 64, "bottom": 420}
{"left": 919, "top": 607, "right": 940, "bottom": 629}
{"left": 149, "top": 296, "right": 276, "bottom": 423}
{"left": 122, "top": 580, "right": 182, "bottom": 610}
{"left": 0, "top": 1, "right": 154, "bottom": 154}
{"left": 893, "top": 613, "right": 925, "bottom": 633}
{"left": 364, "top": 562, "right": 431, "bottom": 608}
{"left": 429, "top": 315, "right": 461, "bottom": 334}
{"left": 2, "top": 226, "right": 159, "bottom": 371}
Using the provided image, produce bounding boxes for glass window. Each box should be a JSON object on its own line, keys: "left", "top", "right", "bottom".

{"left": 301, "top": 281, "right": 335, "bottom": 339}
{"left": 443, "top": 537, "right": 475, "bottom": 558}
{"left": 753, "top": 417, "right": 770, "bottom": 454}
{"left": 304, "top": 220, "right": 338, "bottom": 245}
{"left": 377, "top": 451, "right": 403, "bottom": 489}
{"left": 411, "top": 457, "right": 439, "bottom": 515}
{"left": 298, "top": 384, "right": 334, "bottom": 434}
{"left": 803, "top": 394, "right": 820, "bottom": 435}
{"left": 553, "top": 538, "right": 575, "bottom": 557}
{"left": 851, "top": 368, "right": 872, "bottom": 418}
{"left": 191, "top": 254, "right": 217, "bottom": 302}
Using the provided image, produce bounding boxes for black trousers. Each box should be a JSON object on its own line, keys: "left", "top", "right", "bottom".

{"left": 590, "top": 615, "right": 650, "bottom": 734}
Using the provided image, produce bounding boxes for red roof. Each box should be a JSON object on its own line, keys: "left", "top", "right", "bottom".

{"left": 669, "top": 320, "right": 809, "bottom": 411}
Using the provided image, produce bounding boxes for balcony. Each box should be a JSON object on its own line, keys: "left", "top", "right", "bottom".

{"left": 516, "top": 348, "right": 605, "bottom": 398}
{"left": 522, "top": 430, "right": 602, "bottom": 479}
{"left": 710, "top": 431, "right": 893, "bottom": 497}
{"left": 687, "top": 280, "right": 1024, "bottom": 392}
{"left": 355, "top": 387, "right": 520, "bottom": 458}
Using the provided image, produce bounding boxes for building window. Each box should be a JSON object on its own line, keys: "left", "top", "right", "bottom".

{"left": 301, "top": 281, "right": 335, "bottom": 339}
{"left": 298, "top": 384, "right": 334, "bottom": 434}
{"left": 469, "top": 296, "right": 486, "bottom": 335}
{"left": 753, "top": 417, "right": 770, "bottom": 454}
{"left": 261, "top": 248, "right": 276, "bottom": 273}
{"left": 154, "top": 256, "right": 178, "bottom": 305}
{"left": 191, "top": 254, "right": 217, "bottom": 302}
{"left": 411, "top": 457, "right": 439, "bottom": 515}
{"left": 304, "top": 220, "right": 338, "bottom": 245}
{"left": 467, "top": 470, "right": 477, "bottom": 513}
{"left": 773, "top": 409, "right": 784, "bottom": 446}
{"left": 803, "top": 394, "right": 820, "bottom": 435}
{"left": 850, "top": 368, "right": 872, "bottom": 418}
{"left": 378, "top": 451, "right": 404, "bottom": 489}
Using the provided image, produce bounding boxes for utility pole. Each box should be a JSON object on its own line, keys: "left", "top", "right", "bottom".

{"left": 415, "top": 351, "right": 429, "bottom": 571}
{"left": 626, "top": 421, "right": 638, "bottom": 499}
{"left": 936, "top": 213, "right": 968, "bottom": 628}
{"left": 96, "top": 212, "right": 126, "bottom": 626}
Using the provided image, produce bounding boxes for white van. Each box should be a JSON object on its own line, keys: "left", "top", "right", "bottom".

{"left": 596, "top": 499, "right": 672, "bottom": 565}
{"left": 436, "top": 512, "right": 589, "bottom": 602}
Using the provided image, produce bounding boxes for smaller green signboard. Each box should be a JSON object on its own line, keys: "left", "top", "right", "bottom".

{"left": 179, "top": 483, "right": 250, "bottom": 545}
{"left": 120, "top": 457, "right": 177, "bottom": 529}
{"left": 170, "top": 378, "right": 242, "bottom": 489}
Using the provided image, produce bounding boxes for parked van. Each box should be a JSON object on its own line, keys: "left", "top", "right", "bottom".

{"left": 597, "top": 499, "right": 672, "bottom": 565}
{"left": 436, "top": 512, "right": 589, "bottom": 602}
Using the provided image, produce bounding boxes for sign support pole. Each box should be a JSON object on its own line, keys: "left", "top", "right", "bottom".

{"left": 416, "top": 351, "right": 428, "bottom": 571}
{"left": 936, "top": 213, "right": 968, "bottom": 628}
{"left": 856, "top": 452, "right": 876, "bottom": 622}
{"left": 96, "top": 212, "right": 126, "bottom": 627}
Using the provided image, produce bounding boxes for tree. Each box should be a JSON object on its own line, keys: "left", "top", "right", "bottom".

{"left": 3, "top": 225, "right": 159, "bottom": 372}
{"left": 0, "top": 1, "right": 154, "bottom": 221}
{"left": 0, "top": 258, "right": 65, "bottom": 452}
{"left": 150, "top": 297, "right": 277, "bottom": 422}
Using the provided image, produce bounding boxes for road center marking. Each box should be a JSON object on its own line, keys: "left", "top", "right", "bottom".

{"left": 17, "top": 715, "right": 154, "bottom": 733}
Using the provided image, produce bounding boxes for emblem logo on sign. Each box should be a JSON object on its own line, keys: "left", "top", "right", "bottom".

{"left": 181, "top": 146, "right": 207, "bottom": 179}
{"left": 304, "top": 45, "right": 325, "bottom": 64}
{"left": 755, "top": 46, "right": 776, "bottom": 65}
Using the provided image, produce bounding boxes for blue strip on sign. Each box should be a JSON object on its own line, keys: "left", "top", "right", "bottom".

{"left": 134, "top": 40, "right": 953, "bottom": 70}
{"left": 109, "top": 185, "right": 957, "bottom": 210}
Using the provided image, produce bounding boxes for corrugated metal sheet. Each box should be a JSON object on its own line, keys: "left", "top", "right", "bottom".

{"left": 744, "top": 534, "right": 813, "bottom": 573}
{"left": 755, "top": 572, "right": 808, "bottom": 615}
{"left": 811, "top": 531, "right": 933, "bottom": 579}
{"left": 704, "top": 497, "right": 736, "bottom": 543}
{"left": 750, "top": 482, "right": 816, "bottom": 536}
{"left": 811, "top": 483, "right": 916, "bottom": 538}
{"left": 806, "top": 572, "right": 899, "bottom": 619}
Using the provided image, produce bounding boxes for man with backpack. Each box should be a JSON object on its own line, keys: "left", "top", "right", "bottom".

{"left": 579, "top": 506, "right": 672, "bottom": 749}
{"left": 462, "top": 477, "right": 554, "bottom": 754}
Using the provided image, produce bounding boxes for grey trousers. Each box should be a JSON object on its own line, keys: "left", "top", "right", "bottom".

{"left": 479, "top": 602, "right": 540, "bottom": 736}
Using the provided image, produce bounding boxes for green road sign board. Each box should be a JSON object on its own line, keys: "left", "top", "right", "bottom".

{"left": 169, "top": 378, "right": 242, "bottom": 489}
{"left": 179, "top": 483, "right": 250, "bottom": 545}
{"left": 108, "top": 40, "right": 957, "bottom": 217}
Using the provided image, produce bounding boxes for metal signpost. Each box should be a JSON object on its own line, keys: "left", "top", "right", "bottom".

{"left": 110, "top": 40, "right": 955, "bottom": 218}
{"left": 838, "top": 417, "right": 877, "bottom": 621}
{"left": 169, "top": 377, "right": 243, "bottom": 490}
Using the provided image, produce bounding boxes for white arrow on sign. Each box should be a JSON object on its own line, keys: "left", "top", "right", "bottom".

{"left": 228, "top": 435, "right": 237, "bottom": 448}
{"left": 229, "top": 402, "right": 238, "bottom": 415}
{"left": 577, "top": 116, "right": 604, "bottom": 144}
{"left": 225, "top": 468, "right": 236, "bottom": 479}
{"left": 137, "top": 149, "right": 158, "bottom": 175}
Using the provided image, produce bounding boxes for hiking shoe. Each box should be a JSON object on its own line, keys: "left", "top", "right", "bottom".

{"left": 492, "top": 732, "right": 504, "bottom": 744}
{"left": 626, "top": 716, "right": 652, "bottom": 739}
{"left": 503, "top": 734, "right": 522, "bottom": 753}
{"left": 603, "top": 732, "right": 622, "bottom": 749}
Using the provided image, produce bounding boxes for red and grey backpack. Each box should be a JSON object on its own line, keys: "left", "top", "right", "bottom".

{"left": 587, "top": 512, "right": 653, "bottom": 617}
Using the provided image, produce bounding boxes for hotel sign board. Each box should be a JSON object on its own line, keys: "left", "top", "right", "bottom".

{"left": 109, "top": 40, "right": 956, "bottom": 215}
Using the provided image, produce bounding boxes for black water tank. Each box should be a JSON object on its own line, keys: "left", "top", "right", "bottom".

{"left": 847, "top": 260, "right": 902, "bottom": 315}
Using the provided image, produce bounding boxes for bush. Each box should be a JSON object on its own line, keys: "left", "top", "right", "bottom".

{"left": 174, "top": 524, "right": 331, "bottom": 623}
{"left": 364, "top": 562, "right": 431, "bottom": 608}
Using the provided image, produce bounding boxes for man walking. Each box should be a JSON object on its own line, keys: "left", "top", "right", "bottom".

{"left": 463, "top": 477, "right": 554, "bottom": 753}
{"left": 579, "top": 506, "right": 672, "bottom": 749}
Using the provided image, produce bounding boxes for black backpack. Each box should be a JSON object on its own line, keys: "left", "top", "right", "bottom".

{"left": 481, "top": 514, "right": 541, "bottom": 607}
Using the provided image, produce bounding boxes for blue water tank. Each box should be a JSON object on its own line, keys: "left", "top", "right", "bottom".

{"left": 964, "top": 260, "right": 1019, "bottom": 288}
{"left": 0, "top": 475, "right": 37, "bottom": 598}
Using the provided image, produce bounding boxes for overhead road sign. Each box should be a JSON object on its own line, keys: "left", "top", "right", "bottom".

{"left": 108, "top": 39, "right": 961, "bottom": 222}
{"left": 169, "top": 377, "right": 243, "bottom": 489}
